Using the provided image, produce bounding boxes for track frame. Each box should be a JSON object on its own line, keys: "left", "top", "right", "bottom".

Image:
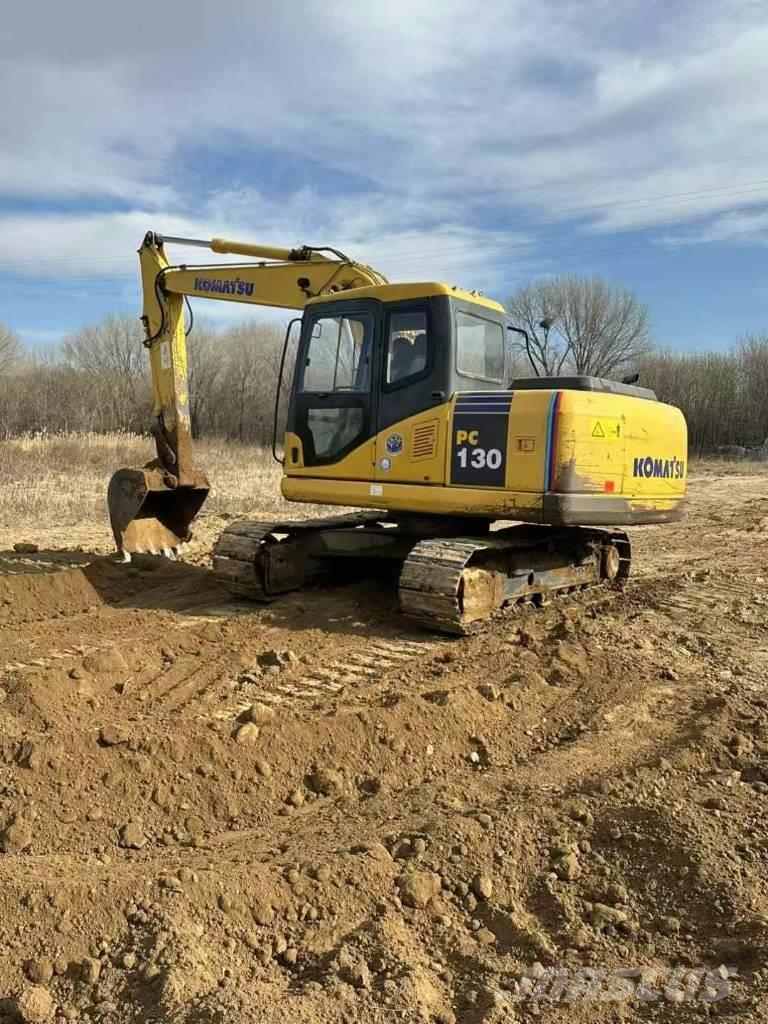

{"left": 212, "top": 513, "right": 631, "bottom": 633}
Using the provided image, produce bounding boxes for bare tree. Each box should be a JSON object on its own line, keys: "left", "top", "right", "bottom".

{"left": 0, "top": 322, "right": 23, "bottom": 374}
{"left": 507, "top": 275, "right": 652, "bottom": 377}
{"left": 61, "top": 313, "right": 149, "bottom": 430}
{"left": 4, "top": 306, "right": 768, "bottom": 456}
{"left": 215, "top": 322, "right": 285, "bottom": 442}
{"left": 638, "top": 349, "right": 741, "bottom": 453}
{"left": 62, "top": 313, "right": 145, "bottom": 382}
{"left": 736, "top": 333, "right": 768, "bottom": 443}
{"left": 187, "top": 324, "right": 226, "bottom": 437}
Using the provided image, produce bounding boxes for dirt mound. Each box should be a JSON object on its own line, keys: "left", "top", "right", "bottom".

{"left": 1, "top": 475, "right": 768, "bottom": 1021}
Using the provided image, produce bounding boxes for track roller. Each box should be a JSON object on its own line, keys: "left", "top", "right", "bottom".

{"left": 399, "top": 527, "right": 630, "bottom": 634}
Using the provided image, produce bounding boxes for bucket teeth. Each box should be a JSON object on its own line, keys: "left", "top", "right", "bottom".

{"left": 119, "top": 550, "right": 132, "bottom": 564}
{"left": 107, "top": 465, "right": 210, "bottom": 557}
{"left": 163, "top": 547, "right": 175, "bottom": 560}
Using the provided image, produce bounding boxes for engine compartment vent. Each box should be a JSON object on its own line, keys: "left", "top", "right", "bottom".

{"left": 411, "top": 420, "right": 438, "bottom": 462}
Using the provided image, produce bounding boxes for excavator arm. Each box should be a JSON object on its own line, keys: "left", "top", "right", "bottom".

{"left": 145, "top": 232, "right": 387, "bottom": 314}
{"left": 107, "top": 231, "right": 387, "bottom": 556}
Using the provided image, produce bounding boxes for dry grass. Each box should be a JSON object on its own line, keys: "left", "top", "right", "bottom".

{"left": 0, "top": 432, "right": 317, "bottom": 540}
{"left": 194, "top": 438, "right": 300, "bottom": 517}
{"left": 689, "top": 456, "right": 768, "bottom": 476}
{"left": 3, "top": 432, "right": 765, "bottom": 554}
{"left": 0, "top": 432, "right": 146, "bottom": 524}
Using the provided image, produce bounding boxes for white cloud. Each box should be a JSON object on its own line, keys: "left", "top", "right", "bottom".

{"left": 1, "top": 0, "right": 767, "bottom": 295}
{"left": 661, "top": 207, "right": 768, "bottom": 247}
{"left": 0, "top": 192, "right": 531, "bottom": 308}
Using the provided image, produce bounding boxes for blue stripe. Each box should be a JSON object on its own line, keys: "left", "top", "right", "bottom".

{"left": 456, "top": 399, "right": 512, "bottom": 406}
{"left": 543, "top": 392, "right": 558, "bottom": 491}
{"left": 455, "top": 406, "right": 511, "bottom": 413}
{"left": 457, "top": 395, "right": 510, "bottom": 403}
{"left": 456, "top": 400, "right": 512, "bottom": 407}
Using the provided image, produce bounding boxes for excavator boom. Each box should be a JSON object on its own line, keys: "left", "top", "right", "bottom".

{"left": 107, "top": 231, "right": 388, "bottom": 556}
{"left": 152, "top": 233, "right": 388, "bottom": 312}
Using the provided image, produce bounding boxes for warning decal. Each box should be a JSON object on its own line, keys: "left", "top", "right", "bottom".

{"left": 590, "top": 417, "right": 621, "bottom": 441}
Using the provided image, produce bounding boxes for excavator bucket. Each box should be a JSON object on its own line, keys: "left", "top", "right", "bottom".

{"left": 107, "top": 464, "right": 210, "bottom": 556}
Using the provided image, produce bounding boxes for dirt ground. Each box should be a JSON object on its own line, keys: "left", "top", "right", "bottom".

{"left": 1, "top": 469, "right": 768, "bottom": 1022}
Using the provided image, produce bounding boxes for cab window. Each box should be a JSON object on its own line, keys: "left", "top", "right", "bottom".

{"left": 301, "top": 312, "right": 374, "bottom": 392}
{"left": 456, "top": 311, "right": 505, "bottom": 383}
{"left": 307, "top": 407, "right": 364, "bottom": 460}
{"left": 386, "top": 311, "right": 428, "bottom": 385}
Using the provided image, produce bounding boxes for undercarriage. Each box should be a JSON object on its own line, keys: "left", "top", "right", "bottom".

{"left": 212, "top": 512, "right": 631, "bottom": 635}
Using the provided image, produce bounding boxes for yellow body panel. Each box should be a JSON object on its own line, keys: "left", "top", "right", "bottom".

{"left": 503, "top": 390, "right": 550, "bottom": 493}
{"left": 281, "top": 476, "right": 682, "bottom": 520}
{"left": 283, "top": 430, "right": 375, "bottom": 480}
{"left": 284, "top": 402, "right": 452, "bottom": 485}
{"left": 282, "top": 476, "right": 543, "bottom": 517}
{"left": 283, "top": 386, "right": 688, "bottom": 526}
{"left": 374, "top": 405, "right": 449, "bottom": 484}
{"left": 551, "top": 389, "right": 686, "bottom": 501}
{"left": 304, "top": 281, "right": 504, "bottom": 314}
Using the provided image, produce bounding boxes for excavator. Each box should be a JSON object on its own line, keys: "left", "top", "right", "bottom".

{"left": 107, "top": 231, "right": 687, "bottom": 634}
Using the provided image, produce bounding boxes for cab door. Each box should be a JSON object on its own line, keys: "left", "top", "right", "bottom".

{"left": 374, "top": 301, "right": 447, "bottom": 484}
{"left": 290, "top": 302, "right": 378, "bottom": 472}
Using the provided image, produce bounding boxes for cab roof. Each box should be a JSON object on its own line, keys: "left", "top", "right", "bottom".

{"left": 305, "top": 281, "right": 505, "bottom": 314}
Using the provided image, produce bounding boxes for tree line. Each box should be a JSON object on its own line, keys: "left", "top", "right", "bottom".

{"left": 0, "top": 275, "right": 765, "bottom": 455}
{"left": 0, "top": 314, "right": 289, "bottom": 444}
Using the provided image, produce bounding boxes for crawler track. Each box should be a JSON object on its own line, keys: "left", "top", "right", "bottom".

{"left": 211, "top": 519, "right": 276, "bottom": 596}
{"left": 213, "top": 514, "right": 631, "bottom": 634}
{"left": 399, "top": 527, "right": 631, "bottom": 634}
{"left": 212, "top": 512, "right": 386, "bottom": 597}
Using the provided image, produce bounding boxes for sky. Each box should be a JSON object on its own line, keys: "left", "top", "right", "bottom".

{"left": 3, "top": 0, "right": 768, "bottom": 351}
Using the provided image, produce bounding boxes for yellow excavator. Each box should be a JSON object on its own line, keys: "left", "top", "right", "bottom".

{"left": 107, "top": 231, "right": 687, "bottom": 633}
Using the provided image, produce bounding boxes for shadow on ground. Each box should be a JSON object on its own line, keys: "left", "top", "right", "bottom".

{"left": 0, "top": 548, "right": 406, "bottom": 638}
{"left": 0, "top": 548, "right": 96, "bottom": 575}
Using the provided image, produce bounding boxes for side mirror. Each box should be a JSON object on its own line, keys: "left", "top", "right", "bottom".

{"left": 507, "top": 324, "right": 541, "bottom": 377}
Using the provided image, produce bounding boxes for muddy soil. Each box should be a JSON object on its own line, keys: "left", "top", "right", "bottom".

{"left": 1, "top": 473, "right": 768, "bottom": 1022}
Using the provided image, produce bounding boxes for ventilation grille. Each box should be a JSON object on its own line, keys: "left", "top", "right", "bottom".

{"left": 411, "top": 419, "right": 438, "bottom": 462}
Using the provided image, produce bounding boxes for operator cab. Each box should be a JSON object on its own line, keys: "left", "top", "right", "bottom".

{"left": 284, "top": 282, "right": 507, "bottom": 468}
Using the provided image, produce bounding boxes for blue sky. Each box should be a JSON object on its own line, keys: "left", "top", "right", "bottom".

{"left": 3, "top": 0, "right": 768, "bottom": 351}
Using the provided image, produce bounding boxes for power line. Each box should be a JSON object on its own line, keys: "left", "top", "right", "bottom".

{"left": 1, "top": 213, "right": 767, "bottom": 298}
{"left": 0, "top": 175, "right": 765, "bottom": 285}
{"left": 537, "top": 180, "right": 768, "bottom": 217}
{"left": 0, "top": 223, "right": 765, "bottom": 303}
{"left": 1, "top": 167, "right": 768, "bottom": 269}
{"left": 361, "top": 209, "right": 768, "bottom": 270}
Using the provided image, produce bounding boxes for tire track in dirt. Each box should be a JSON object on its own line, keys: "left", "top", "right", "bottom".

{"left": 229, "top": 635, "right": 443, "bottom": 711}
{"left": 4, "top": 472, "right": 768, "bottom": 1022}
